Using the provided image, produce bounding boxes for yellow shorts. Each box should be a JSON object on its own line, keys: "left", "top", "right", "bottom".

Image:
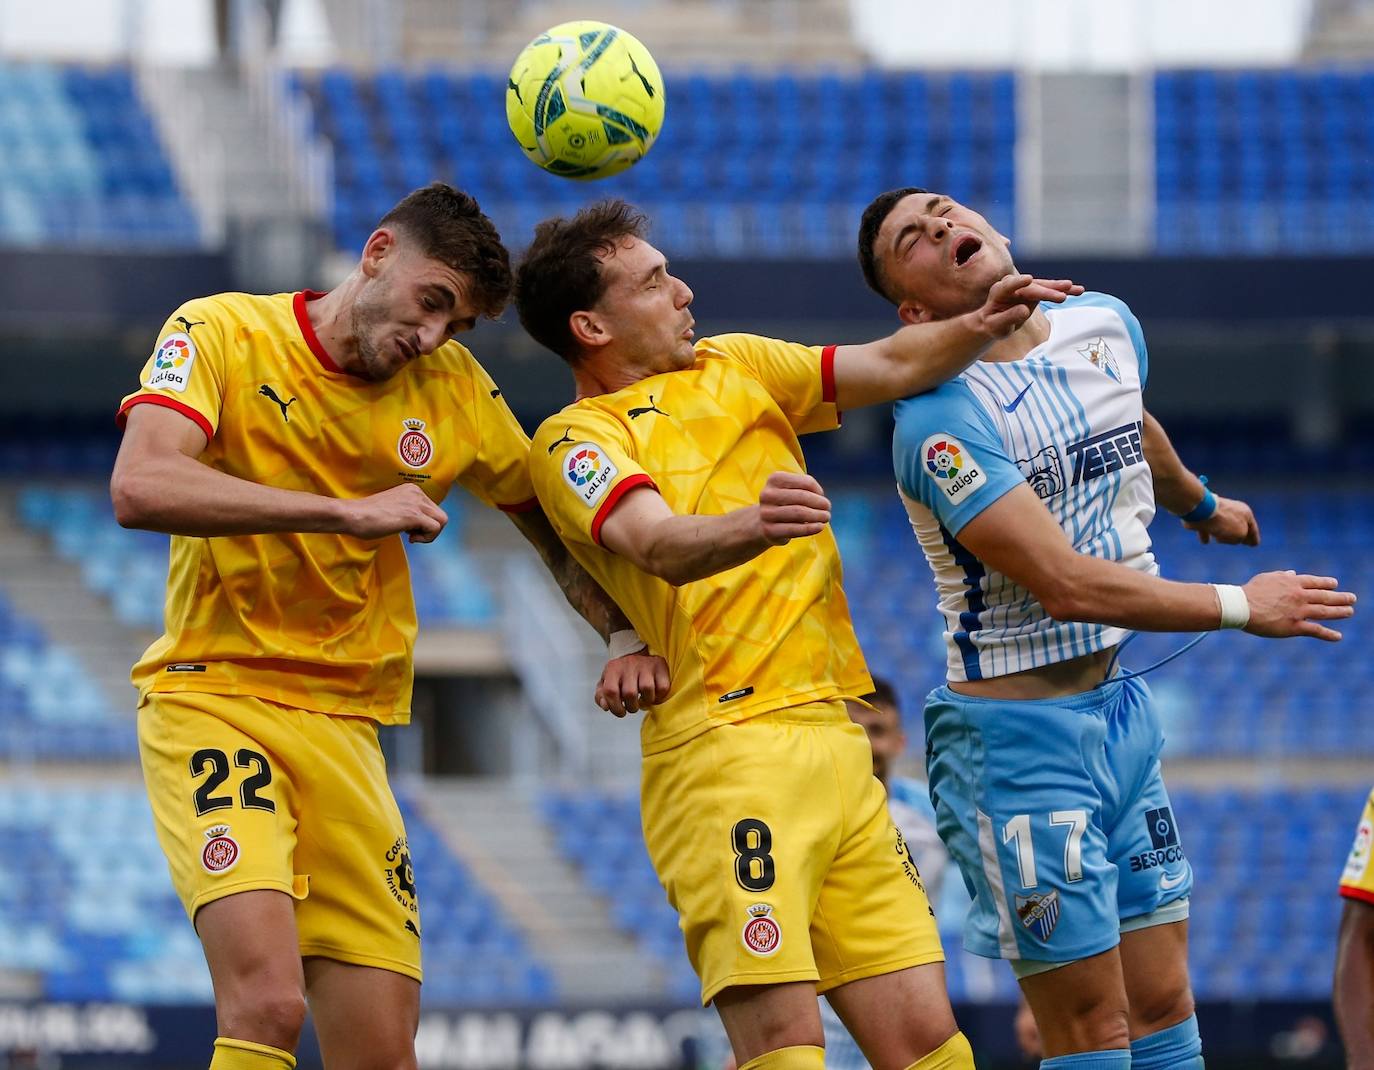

{"left": 641, "top": 700, "right": 944, "bottom": 1005}
{"left": 138, "top": 691, "right": 421, "bottom": 980}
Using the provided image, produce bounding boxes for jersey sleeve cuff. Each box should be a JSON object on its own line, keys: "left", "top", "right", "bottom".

{"left": 1340, "top": 884, "right": 1374, "bottom": 906}
{"left": 821, "top": 345, "right": 837, "bottom": 405}
{"left": 116, "top": 394, "right": 215, "bottom": 442}
{"left": 497, "top": 496, "right": 540, "bottom": 514}
{"left": 591, "top": 474, "right": 658, "bottom": 547}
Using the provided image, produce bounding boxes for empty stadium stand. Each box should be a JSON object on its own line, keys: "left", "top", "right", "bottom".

{"left": 292, "top": 68, "right": 1017, "bottom": 258}
{"left": 0, "top": 63, "right": 199, "bottom": 248}
{"left": 0, "top": 783, "right": 553, "bottom": 1005}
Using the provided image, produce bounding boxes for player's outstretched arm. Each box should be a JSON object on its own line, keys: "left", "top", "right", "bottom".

{"left": 599, "top": 471, "right": 830, "bottom": 587}
{"left": 1335, "top": 898, "right": 1374, "bottom": 1070}
{"left": 111, "top": 403, "right": 447, "bottom": 542}
{"left": 505, "top": 505, "right": 670, "bottom": 716}
{"left": 830, "top": 274, "right": 1084, "bottom": 411}
{"left": 958, "top": 483, "right": 1355, "bottom": 639}
{"left": 1142, "top": 410, "right": 1259, "bottom": 546}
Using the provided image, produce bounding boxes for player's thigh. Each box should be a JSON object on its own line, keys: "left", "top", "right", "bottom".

{"left": 197, "top": 889, "right": 307, "bottom": 1043}
{"left": 641, "top": 713, "right": 842, "bottom": 1006}
{"left": 811, "top": 721, "right": 944, "bottom": 988}
{"left": 825, "top": 963, "right": 959, "bottom": 1070}
{"left": 138, "top": 692, "right": 303, "bottom": 922}
{"left": 924, "top": 687, "right": 1120, "bottom": 965}
{"left": 305, "top": 957, "right": 419, "bottom": 1070}
{"left": 1018, "top": 947, "right": 1130, "bottom": 1057}
{"left": 1119, "top": 919, "right": 1193, "bottom": 1037}
{"left": 290, "top": 714, "right": 422, "bottom": 983}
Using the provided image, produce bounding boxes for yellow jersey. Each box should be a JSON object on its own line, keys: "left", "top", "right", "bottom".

{"left": 117, "top": 290, "right": 536, "bottom": 722}
{"left": 1340, "top": 787, "right": 1374, "bottom": 905}
{"left": 529, "top": 333, "right": 872, "bottom": 755}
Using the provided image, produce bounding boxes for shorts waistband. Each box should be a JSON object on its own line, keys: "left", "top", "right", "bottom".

{"left": 931, "top": 674, "right": 1137, "bottom": 711}
{"left": 731, "top": 697, "right": 851, "bottom": 727}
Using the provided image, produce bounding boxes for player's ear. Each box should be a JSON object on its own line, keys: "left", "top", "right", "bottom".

{"left": 569, "top": 309, "right": 610, "bottom": 350}
{"left": 360, "top": 228, "right": 397, "bottom": 278}
{"left": 897, "top": 300, "right": 931, "bottom": 326}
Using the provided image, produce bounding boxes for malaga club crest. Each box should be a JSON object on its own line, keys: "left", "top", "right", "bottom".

{"left": 397, "top": 418, "right": 434, "bottom": 468}
{"left": 1015, "top": 889, "right": 1061, "bottom": 942}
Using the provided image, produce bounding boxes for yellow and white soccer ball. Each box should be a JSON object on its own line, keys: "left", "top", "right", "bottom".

{"left": 506, "top": 20, "right": 666, "bottom": 180}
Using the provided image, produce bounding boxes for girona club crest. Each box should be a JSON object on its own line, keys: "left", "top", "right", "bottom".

{"left": 201, "top": 824, "right": 240, "bottom": 874}
{"left": 741, "top": 903, "right": 782, "bottom": 956}
{"left": 397, "top": 418, "right": 434, "bottom": 469}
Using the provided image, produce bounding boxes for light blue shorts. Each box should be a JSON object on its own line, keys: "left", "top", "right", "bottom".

{"left": 924, "top": 675, "right": 1192, "bottom": 965}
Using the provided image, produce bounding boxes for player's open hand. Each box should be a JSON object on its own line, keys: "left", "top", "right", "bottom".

{"left": 1242, "top": 571, "right": 1356, "bottom": 641}
{"left": 757, "top": 471, "right": 830, "bottom": 545}
{"left": 341, "top": 483, "right": 448, "bottom": 543}
{"left": 975, "top": 274, "right": 1085, "bottom": 338}
{"left": 1186, "top": 495, "right": 1260, "bottom": 546}
{"left": 595, "top": 651, "right": 671, "bottom": 717}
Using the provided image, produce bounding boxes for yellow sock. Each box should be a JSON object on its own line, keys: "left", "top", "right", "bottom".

{"left": 210, "top": 1037, "right": 297, "bottom": 1069}
{"left": 904, "top": 1031, "right": 975, "bottom": 1070}
{"left": 738, "top": 1044, "right": 826, "bottom": 1070}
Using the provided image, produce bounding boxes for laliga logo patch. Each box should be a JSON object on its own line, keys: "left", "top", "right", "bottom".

{"left": 397, "top": 418, "right": 434, "bottom": 468}
{"left": 741, "top": 903, "right": 782, "bottom": 956}
{"left": 1345, "top": 819, "right": 1373, "bottom": 882}
{"left": 563, "top": 442, "right": 618, "bottom": 508}
{"left": 146, "top": 332, "right": 197, "bottom": 393}
{"left": 201, "top": 824, "right": 240, "bottom": 874}
{"left": 921, "top": 434, "right": 986, "bottom": 505}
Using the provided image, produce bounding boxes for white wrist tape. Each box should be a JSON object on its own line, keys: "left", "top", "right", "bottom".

{"left": 1212, "top": 584, "right": 1250, "bottom": 629}
{"left": 608, "top": 629, "right": 647, "bottom": 659}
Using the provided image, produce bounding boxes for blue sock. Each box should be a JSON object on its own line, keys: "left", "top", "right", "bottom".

{"left": 1041, "top": 1051, "right": 1131, "bottom": 1069}
{"left": 1130, "top": 1013, "right": 1203, "bottom": 1068}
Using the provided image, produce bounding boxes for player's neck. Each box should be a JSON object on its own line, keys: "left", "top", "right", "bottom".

{"left": 980, "top": 306, "right": 1051, "bottom": 364}
{"left": 571, "top": 353, "right": 659, "bottom": 400}
{"left": 304, "top": 276, "right": 364, "bottom": 374}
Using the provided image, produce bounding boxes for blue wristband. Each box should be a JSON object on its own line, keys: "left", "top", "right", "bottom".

{"left": 1180, "top": 476, "right": 1217, "bottom": 523}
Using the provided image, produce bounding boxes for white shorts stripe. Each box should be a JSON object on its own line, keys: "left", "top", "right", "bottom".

{"left": 976, "top": 808, "right": 1020, "bottom": 959}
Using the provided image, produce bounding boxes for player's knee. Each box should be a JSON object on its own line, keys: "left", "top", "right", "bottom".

{"left": 1129, "top": 983, "right": 1195, "bottom": 1039}
{"left": 217, "top": 987, "right": 308, "bottom": 1050}
{"left": 1075, "top": 1003, "right": 1131, "bottom": 1052}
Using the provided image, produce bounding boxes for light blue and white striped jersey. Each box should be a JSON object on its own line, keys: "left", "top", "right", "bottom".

{"left": 892, "top": 292, "right": 1158, "bottom": 682}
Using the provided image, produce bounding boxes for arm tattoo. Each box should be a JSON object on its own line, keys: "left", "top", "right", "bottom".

{"left": 508, "top": 507, "right": 631, "bottom": 642}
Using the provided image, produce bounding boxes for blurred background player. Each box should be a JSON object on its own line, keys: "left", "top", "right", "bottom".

{"left": 519, "top": 198, "right": 1081, "bottom": 1070}
{"left": 109, "top": 183, "right": 665, "bottom": 1070}
{"left": 1335, "top": 786, "right": 1374, "bottom": 1069}
{"left": 858, "top": 186, "right": 1357, "bottom": 1070}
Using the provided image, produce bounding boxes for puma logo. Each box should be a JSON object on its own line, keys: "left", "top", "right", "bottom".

{"left": 546, "top": 427, "right": 574, "bottom": 455}
{"left": 175, "top": 316, "right": 206, "bottom": 333}
{"left": 507, "top": 77, "right": 524, "bottom": 105}
{"left": 628, "top": 395, "right": 669, "bottom": 420}
{"left": 259, "top": 384, "right": 297, "bottom": 422}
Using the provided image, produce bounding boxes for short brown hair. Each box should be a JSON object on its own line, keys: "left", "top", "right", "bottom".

{"left": 514, "top": 199, "right": 648, "bottom": 363}
{"left": 857, "top": 186, "right": 929, "bottom": 304}
{"left": 378, "top": 182, "right": 512, "bottom": 319}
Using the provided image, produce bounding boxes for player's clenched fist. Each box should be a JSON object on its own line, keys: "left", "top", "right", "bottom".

{"left": 341, "top": 483, "right": 449, "bottom": 543}
{"left": 1242, "top": 570, "right": 1356, "bottom": 641}
{"left": 756, "top": 471, "right": 831, "bottom": 545}
{"left": 974, "top": 274, "right": 1085, "bottom": 338}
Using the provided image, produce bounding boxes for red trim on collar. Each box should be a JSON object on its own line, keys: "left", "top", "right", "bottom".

{"left": 293, "top": 290, "right": 345, "bottom": 374}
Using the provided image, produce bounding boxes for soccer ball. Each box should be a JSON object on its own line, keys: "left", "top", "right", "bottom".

{"left": 506, "top": 21, "right": 666, "bottom": 180}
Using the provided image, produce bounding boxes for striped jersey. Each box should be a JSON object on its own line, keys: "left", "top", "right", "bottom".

{"left": 892, "top": 292, "right": 1158, "bottom": 682}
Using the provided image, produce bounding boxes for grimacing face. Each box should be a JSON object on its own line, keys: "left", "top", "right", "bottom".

{"left": 846, "top": 698, "right": 906, "bottom": 784}
{"left": 349, "top": 233, "right": 480, "bottom": 382}
{"left": 590, "top": 236, "right": 696, "bottom": 373}
{"left": 874, "top": 192, "right": 1016, "bottom": 323}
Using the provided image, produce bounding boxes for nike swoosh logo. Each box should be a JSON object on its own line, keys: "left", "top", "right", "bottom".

{"left": 1004, "top": 382, "right": 1034, "bottom": 413}
{"left": 1159, "top": 869, "right": 1188, "bottom": 891}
